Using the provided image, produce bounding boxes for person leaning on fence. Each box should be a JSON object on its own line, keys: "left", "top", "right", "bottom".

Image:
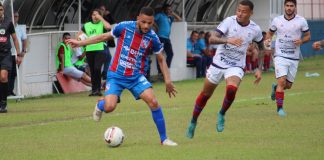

{"left": 56, "top": 33, "right": 91, "bottom": 86}
{"left": 8, "top": 11, "right": 27, "bottom": 97}
{"left": 0, "top": 3, "right": 21, "bottom": 113}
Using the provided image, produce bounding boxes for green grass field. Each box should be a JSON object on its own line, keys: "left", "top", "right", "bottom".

{"left": 1, "top": 55, "right": 323, "bottom": 160}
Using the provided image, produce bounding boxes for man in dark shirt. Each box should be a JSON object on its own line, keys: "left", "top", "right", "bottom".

{"left": 0, "top": 3, "right": 21, "bottom": 113}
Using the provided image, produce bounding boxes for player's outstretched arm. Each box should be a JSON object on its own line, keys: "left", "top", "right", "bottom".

{"left": 312, "top": 40, "right": 324, "bottom": 50}
{"left": 67, "top": 32, "right": 113, "bottom": 48}
{"left": 156, "top": 53, "right": 177, "bottom": 98}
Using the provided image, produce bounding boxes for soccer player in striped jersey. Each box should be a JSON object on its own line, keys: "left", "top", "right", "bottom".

{"left": 186, "top": 0, "right": 264, "bottom": 138}
{"left": 267, "top": 0, "right": 311, "bottom": 117}
{"left": 67, "top": 7, "right": 177, "bottom": 146}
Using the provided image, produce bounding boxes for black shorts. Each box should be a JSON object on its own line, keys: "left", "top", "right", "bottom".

{"left": 0, "top": 54, "right": 12, "bottom": 71}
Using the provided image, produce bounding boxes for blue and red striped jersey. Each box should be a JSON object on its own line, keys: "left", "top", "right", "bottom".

{"left": 110, "top": 21, "right": 163, "bottom": 76}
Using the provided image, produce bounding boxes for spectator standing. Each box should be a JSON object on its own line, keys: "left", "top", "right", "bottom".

{"left": 8, "top": 11, "right": 27, "bottom": 96}
{"left": 154, "top": 4, "right": 181, "bottom": 77}
{"left": 79, "top": 9, "right": 111, "bottom": 96}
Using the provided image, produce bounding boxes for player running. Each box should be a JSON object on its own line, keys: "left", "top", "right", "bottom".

{"left": 267, "top": 0, "right": 311, "bottom": 117}
{"left": 186, "top": 0, "right": 264, "bottom": 138}
{"left": 67, "top": 7, "right": 177, "bottom": 146}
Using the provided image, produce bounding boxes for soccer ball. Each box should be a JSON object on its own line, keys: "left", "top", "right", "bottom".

{"left": 104, "top": 126, "right": 125, "bottom": 147}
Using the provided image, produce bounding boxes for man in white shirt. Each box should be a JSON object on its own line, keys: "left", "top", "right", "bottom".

{"left": 186, "top": 0, "right": 264, "bottom": 139}
{"left": 267, "top": 0, "right": 311, "bottom": 117}
{"left": 8, "top": 11, "right": 27, "bottom": 96}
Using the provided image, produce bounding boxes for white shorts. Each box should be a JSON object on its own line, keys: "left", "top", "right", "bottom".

{"left": 206, "top": 65, "right": 245, "bottom": 84}
{"left": 274, "top": 56, "right": 299, "bottom": 82}
{"left": 63, "top": 67, "right": 84, "bottom": 80}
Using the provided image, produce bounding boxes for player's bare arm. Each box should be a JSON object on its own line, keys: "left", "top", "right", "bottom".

{"left": 156, "top": 53, "right": 177, "bottom": 98}
{"left": 312, "top": 40, "right": 324, "bottom": 50}
{"left": 254, "top": 41, "right": 263, "bottom": 84}
{"left": 294, "top": 31, "right": 311, "bottom": 46}
{"left": 67, "top": 32, "right": 113, "bottom": 48}
{"left": 209, "top": 31, "right": 243, "bottom": 47}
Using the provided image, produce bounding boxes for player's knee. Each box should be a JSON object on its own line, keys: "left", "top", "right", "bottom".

{"left": 148, "top": 97, "right": 159, "bottom": 109}
{"left": 104, "top": 103, "right": 117, "bottom": 113}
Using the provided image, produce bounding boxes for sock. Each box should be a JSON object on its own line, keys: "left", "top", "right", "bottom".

{"left": 0, "top": 82, "right": 8, "bottom": 103}
{"left": 276, "top": 91, "right": 284, "bottom": 111}
{"left": 263, "top": 55, "right": 270, "bottom": 70}
{"left": 151, "top": 107, "right": 167, "bottom": 142}
{"left": 219, "top": 85, "right": 237, "bottom": 115}
{"left": 252, "top": 58, "right": 259, "bottom": 70}
{"left": 191, "top": 92, "right": 210, "bottom": 123}
{"left": 97, "top": 99, "right": 106, "bottom": 112}
{"left": 246, "top": 55, "right": 252, "bottom": 71}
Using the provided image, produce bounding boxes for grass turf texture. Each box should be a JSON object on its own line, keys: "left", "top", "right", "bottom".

{"left": 0, "top": 55, "right": 323, "bottom": 160}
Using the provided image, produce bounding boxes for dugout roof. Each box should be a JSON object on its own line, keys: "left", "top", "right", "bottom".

{"left": 6, "top": 0, "right": 237, "bottom": 32}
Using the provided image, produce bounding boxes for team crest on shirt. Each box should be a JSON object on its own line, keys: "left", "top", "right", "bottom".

{"left": 0, "top": 29, "right": 5, "bottom": 35}
{"left": 105, "top": 82, "right": 110, "bottom": 91}
{"left": 140, "top": 39, "right": 149, "bottom": 48}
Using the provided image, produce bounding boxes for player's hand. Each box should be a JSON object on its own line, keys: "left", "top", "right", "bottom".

{"left": 312, "top": 41, "right": 321, "bottom": 50}
{"left": 165, "top": 81, "right": 177, "bottom": 98}
{"left": 293, "top": 39, "right": 303, "bottom": 46}
{"left": 227, "top": 37, "right": 243, "bottom": 47}
{"left": 254, "top": 69, "right": 262, "bottom": 84}
{"left": 16, "top": 56, "right": 23, "bottom": 65}
{"left": 66, "top": 39, "right": 80, "bottom": 48}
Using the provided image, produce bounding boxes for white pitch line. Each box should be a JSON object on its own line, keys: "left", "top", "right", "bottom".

{"left": 2, "top": 90, "right": 324, "bottom": 129}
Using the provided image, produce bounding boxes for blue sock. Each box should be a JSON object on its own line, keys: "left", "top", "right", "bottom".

{"left": 97, "top": 100, "right": 105, "bottom": 112}
{"left": 151, "top": 107, "right": 167, "bottom": 142}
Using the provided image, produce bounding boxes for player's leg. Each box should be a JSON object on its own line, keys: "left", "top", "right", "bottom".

{"left": 81, "top": 73, "right": 91, "bottom": 86}
{"left": 0, "top": 55, "right": 11, "bottom": 113}
{"left": 186, "top": 66, "right": 222, "bottom": 138}
{"left": 275, "top": 76, "right": 287, "bottom": 117}
{"left": 139, "top": 87, "right": 177, "bottom": 146}
{"left": 93, "top": 77, "right": 122, "bottom": 121}
{"left": 216, "top": 67, "right": 243, "bottom": 132}
{"left": 0, "top": 69, "right": 9, "bottom": 113}
{"left": 272, "top": 57, "right": 292, "bottom": 117}
{"left": 131, "top": 75, "right": 176, "bottom": 146}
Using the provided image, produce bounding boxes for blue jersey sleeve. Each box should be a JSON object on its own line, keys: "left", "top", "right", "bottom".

{"left": 112, "top": 21, "right": 128, "bottom": 38}
{"left": 154, "top": 13, "right": 161, "bottom": 23}
{"left": 151, "top": 32, "right": 163, "bottom": 54}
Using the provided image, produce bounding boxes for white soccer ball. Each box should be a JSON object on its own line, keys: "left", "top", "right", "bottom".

{"left": 104, "top": 126, "right": 125, "bottom": 147}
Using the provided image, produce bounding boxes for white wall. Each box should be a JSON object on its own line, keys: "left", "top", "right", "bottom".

{"left": 20, "top": 22, "right": 191, "bottom": 97}
{"left": 250, "top": 0, "right": 271, "bottom": 31}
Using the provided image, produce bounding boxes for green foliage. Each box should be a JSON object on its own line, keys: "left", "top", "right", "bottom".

{"left": 0, "top": 56, "right": 323, "bottom": 160}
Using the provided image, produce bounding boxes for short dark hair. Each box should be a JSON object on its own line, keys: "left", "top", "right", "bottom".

{"left": 284, "top": 0, "right": 296, "bottom": 6}
{"left": 191, "top": 30, "right": 198, "bottom": 36}
{"left": 63, "top": 32, "right": 71, "bottom": 39}
{"left": 162, "top": 4, "right": 171, "bottom": 11}
{"left": 140, "top": 7, "right": 155, "bottom": 16}
{"left": 239, "top": 0, "right": 254, "bottom": 11}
